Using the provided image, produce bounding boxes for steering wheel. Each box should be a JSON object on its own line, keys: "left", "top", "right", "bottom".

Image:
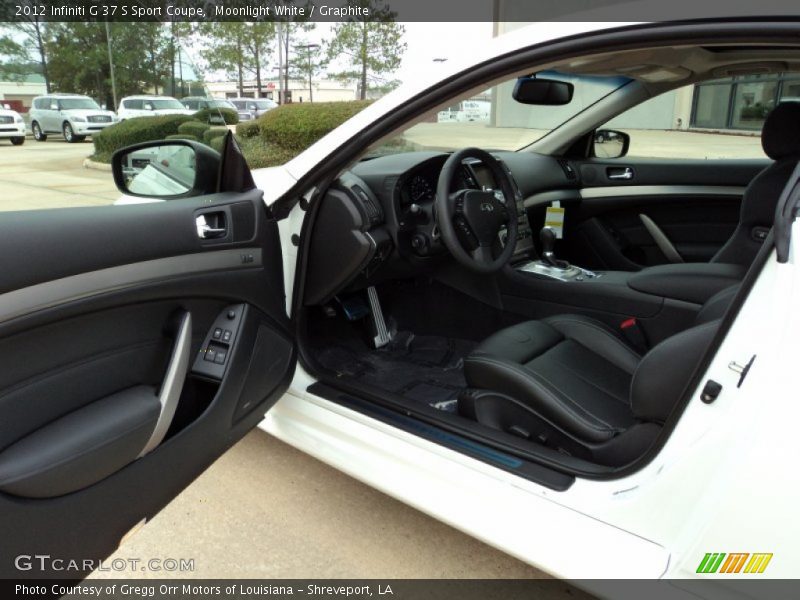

{"left": 436, "top": 148, "right": 518, "bottom": 274}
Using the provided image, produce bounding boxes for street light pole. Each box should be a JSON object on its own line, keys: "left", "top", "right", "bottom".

{"left": 104, "top": 20, "right": 118, "bottom": 110}
{"left": 296, "top": 43, "right": 320, "bottom": 102}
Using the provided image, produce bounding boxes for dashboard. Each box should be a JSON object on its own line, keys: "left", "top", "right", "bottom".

{"left": 303, "top": 150, "right": 579, "bottom": 305}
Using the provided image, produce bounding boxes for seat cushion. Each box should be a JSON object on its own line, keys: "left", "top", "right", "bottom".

{"left": 464, "top": 315, "right": 641, "bottom": 443}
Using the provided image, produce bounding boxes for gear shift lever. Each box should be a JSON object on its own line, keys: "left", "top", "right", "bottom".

{"left": 540, "top": 226, "right": 560, "bottom": 267}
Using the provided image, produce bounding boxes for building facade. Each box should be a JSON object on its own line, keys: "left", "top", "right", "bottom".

{"left": 205, "top": 78, "right": 357, "bottom": 104}
{"left": 0, "top": 75, "right": 47, "bottom": 112}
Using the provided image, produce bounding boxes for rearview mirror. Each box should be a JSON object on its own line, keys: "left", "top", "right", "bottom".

{"left": 513, "top": 77, "right": 574, "bottom": 105}
{"left": 593, "top": 129, "right": 630, "bottom": 159}
{"left": 112, "top": 140, "right": 220, "bottom": 199}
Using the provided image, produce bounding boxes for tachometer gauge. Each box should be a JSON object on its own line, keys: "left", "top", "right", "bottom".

{"left": 408, "top": 175, "right": 435, "bottom": 203}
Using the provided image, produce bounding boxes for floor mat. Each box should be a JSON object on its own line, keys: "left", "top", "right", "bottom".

{"left": 315, "top": 331, "right": 476, "bottom": 412}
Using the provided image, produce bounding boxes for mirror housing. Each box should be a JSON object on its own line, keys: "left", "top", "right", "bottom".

{"left": 111, "top": 140, "right": 220, "bottom": 199}
{"left": 593, "top": 129, "right": 630, "bottom": 158}
{"left": 513, "top": 77, "right": 574, "bottom": 105}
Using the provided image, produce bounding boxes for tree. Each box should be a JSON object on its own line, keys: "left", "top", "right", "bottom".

{"left": 288, "top": 39, "right": 328, "bottom": 102}
{"left": 45, "top": 23, "right": 173, "bottom": 107}
{"left": 0, "top": 34, "right": 29, "bottom": 81}
{"left": 326, "top": 0, "right": 406, "bottom": 100}
{"left": 0, "top": 3, "right": 51, "bottom": 91}
{"left": 198, "top": 22, "right": 275, "bottom": 97}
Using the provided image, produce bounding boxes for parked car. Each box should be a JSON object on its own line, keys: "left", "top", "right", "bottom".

{"left": 180, "top": 96, "right": 237, "bottom": 113}
{"left": 29, "top": 94, "right": 117, "bottom": 143}
{"left": 437, "top": 99, "right": 491, "bottom": 122}
{"left": 117, "top": 95, "right": 195, "bottom": 120}
{"left": 0, "top": 104, "right": 26, "bottom": 145}
{"left": 5, "top": 19, "right": 800, "bottom": 593}
{"left": 228, "top": 97, "right": 278, "bottom": 121}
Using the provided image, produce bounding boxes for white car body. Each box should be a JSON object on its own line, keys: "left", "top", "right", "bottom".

{"left": 242, "top": 20, "right": 800, "bottom": 587}
{"left": 0, "top": 107, "right": 26, "bottom": 142}
{"left": 110, "top": 19, "right": 800, "bottom": 589}
{"left": 117, "top": 95, "right": 195, "bottom": 120}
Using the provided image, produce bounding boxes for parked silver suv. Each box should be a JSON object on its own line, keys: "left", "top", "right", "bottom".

{"left": 29, "top": 94, "right": 117, "bottom": 143}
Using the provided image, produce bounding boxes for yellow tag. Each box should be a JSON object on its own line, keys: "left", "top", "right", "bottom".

{"left": 544, "top": 206, "right": 565, "bottom": 239}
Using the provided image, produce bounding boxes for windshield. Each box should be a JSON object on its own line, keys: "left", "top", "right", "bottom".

{"left": 58, "top": 98, "right": 101, "bottom": 110}
{"left": 148, "top": 99, "right": 185, "bottom": 110}
{"left": 368, "top": 72, "right": 630, "bottom": 156}
{"left": 210, "top": 100, "right": 235, "bottom": 110}
{"left": 253, "top": 100, "right": 275, "bottom": 109}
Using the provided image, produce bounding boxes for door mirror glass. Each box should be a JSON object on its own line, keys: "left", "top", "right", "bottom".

{"left": 116, "top": 144, "right": 197, "bottom": 197}
{"left": 513, "top": 77, "right": 574, "bottom": 105}
{"left": 112, "top": 140, "right": 222, "bottom": 199}
{"left": 593, "top": 129, "right": 630, "bottom": 158}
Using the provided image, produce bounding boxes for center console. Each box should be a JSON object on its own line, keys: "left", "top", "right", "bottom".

{"left": 501, "top": 225, "right": 746, "bottom": 347}
{"left": 514, "top": 226, "right": 601, "bottom": 282}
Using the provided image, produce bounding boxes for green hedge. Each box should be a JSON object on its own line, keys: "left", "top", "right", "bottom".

{"left": 235, "top": 119, "right": 261, "bottom": 139}
{"left": 92, "top": 114, "right": 195, "bottom": 162}
{"left": 165, "top": 133, "right": 199, "bottom": 142}
{"left": 209, "top": 136, "right": 226, "bottom": 153}
{"left": 202, "top": 127, "right": 229, "bottom": 145}
{"left": 259, "top": 101, "right": 372, "bottom": 152}
{"left": 177, "top": 121, "right": 210, "bottom": 138}
{"left": 194, "top": 107, "right": 239, "bottom": 125}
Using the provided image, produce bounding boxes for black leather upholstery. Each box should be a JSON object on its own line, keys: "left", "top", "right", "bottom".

{"left": 464, "top": 316, "right": 638, "bottom": 443}
{"left": 713, "top": 102, "right": 800, "bottom": 267}
{"left": 463, "top": 287, "right": 738, "bottom": 460}
{"left": 0, "top": 386, "right": 160, "bottom": 498}
{"left": 627, "top": 262, "right": 746, "bottom": 304}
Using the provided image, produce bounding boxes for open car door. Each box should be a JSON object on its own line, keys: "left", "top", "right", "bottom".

{"left": 0, "top": 135, "right": 295, "bottom": 579}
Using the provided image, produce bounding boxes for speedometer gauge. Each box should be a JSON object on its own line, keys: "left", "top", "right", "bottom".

{"left": 408, "top": 175, "right": 435, "bottom": 203}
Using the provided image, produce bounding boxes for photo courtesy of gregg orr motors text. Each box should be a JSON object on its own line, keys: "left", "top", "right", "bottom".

{"left": 15, "top": 584, "right": 391, "bottom": 597}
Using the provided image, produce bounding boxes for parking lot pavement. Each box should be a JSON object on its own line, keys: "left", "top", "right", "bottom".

{"left": 88, "top": 430, "right": 560, "bottom": 581}
{"left": 0, "top": 138, "right": 118, "bottom": 211}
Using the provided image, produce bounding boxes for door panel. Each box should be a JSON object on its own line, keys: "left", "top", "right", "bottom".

{"left": 529, "top": 158, "right": 768, "bottom": 270}
{"left": 0, "top": 189, "right": 295, "bottom": 578}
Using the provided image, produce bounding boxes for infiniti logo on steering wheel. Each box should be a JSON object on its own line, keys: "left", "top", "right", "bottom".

{"left": 480, "top": 203, "right": 494, "bottom": 212}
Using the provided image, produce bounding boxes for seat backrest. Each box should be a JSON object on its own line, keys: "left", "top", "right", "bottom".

{"left": 712, "top": 101, "right": 800, "bottom": 267}
{"left": 629, "top": 283, "right": 739, "bottom": 423}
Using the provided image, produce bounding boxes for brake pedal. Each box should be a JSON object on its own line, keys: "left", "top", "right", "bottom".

{"left": 367, "top": 286, "right": 394, "bottom": 348}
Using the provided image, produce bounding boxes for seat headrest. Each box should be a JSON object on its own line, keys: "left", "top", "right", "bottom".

{"left": 762, "top": 101, "right": 800, "bottom": 160}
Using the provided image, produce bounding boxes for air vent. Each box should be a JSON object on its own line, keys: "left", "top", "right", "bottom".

{"left": 353, "top": 185, "right": 383, "bottom": 226}
{"left": 557, "top": 159, "right": 577, "bottom": 181}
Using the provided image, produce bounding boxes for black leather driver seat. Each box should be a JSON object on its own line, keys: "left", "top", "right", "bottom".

{"left": 461, "top": 286, "right": 738, "bottom": 466}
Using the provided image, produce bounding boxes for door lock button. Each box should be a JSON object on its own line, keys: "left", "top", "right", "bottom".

{"left": 212, "top": 328, "right": 223, "bottom": 340}
{"left": 222, "top": 330, "right": 232, "bottom": 342}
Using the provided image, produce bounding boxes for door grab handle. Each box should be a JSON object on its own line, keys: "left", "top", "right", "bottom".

{"left": 138, "top": 311, "right": 192, "bottom": 457}
{"left": 608, "top": 167, "right": 634, "bottom": 180}
{"left": 196, "top": 214, "right": 227, "bottom": 239}
{"left": 639, "top": 213, "right": 684, "bottom": 263}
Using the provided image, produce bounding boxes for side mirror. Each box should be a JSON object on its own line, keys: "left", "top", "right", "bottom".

{"left": 111, "top": 140, "right": 220, "bottom": 199}
{"left": 593, "top": 129, "right": 630, "bottom": 158}
{"left": 513, "top": 77, "right": 574, "bottom": 105}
